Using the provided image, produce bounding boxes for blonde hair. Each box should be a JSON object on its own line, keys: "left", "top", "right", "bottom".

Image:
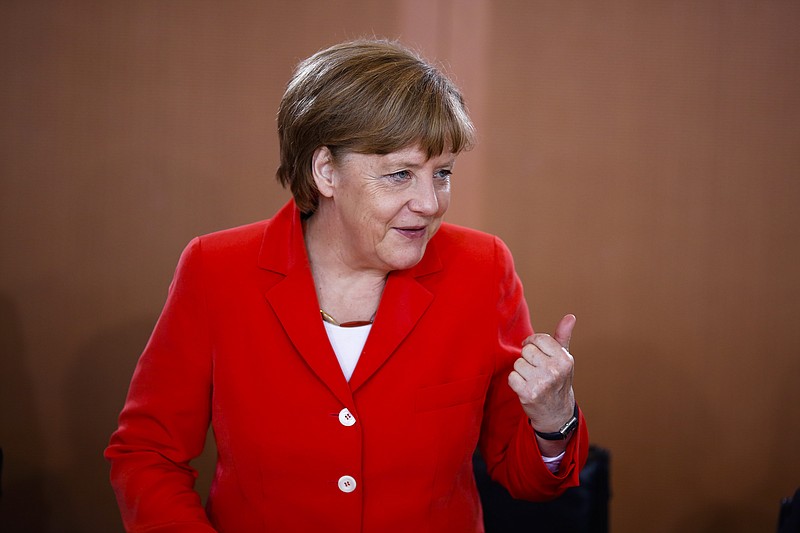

{"left": 276, "top": 39, "right": 475, "bottom": 215}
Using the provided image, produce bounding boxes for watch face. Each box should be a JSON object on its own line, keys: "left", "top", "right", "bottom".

{"left": 560, "top": 416, "right": 578, "bottom": 437}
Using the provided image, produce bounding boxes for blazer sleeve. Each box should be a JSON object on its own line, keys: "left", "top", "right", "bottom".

{"left": 477, "top": 236, "right": 589, "bottom": 501}
{"left": 104, "top": 237, "right": 217, "bottom": 532}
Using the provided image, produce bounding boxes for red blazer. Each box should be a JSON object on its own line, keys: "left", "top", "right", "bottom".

{"left": 106, "top": 200, "right": 588, "bottom": 532}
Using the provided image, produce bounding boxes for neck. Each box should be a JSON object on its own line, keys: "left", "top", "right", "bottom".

{"left": 304, "top": 210, "right": 388, "bottom": 325}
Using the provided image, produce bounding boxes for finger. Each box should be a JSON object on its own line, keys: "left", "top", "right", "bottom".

{"left": 520, "top": 343, "right": 543, "bottom": 365}
{"left": 527, "top": 333, "right": 564, "bottom": 359}
{"left": 513, "top": 356, "right": 539, "bottom": 381}
{"left": 507, "top": 370, "right": 526, "bottom": 395}
{"left": 553, "top": 314, "right": 576, "bottom": 351}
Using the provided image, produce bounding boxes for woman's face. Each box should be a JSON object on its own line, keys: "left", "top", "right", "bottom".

{"left": 316, "top": 144, "right": 455, "bottom": 274}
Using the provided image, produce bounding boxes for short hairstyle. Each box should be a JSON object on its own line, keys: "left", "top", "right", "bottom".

{"left": 276, "top": 39, "right": 476, "bottom": 215}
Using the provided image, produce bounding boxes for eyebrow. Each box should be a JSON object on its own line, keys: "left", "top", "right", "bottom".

{"left": 382, "top": 154, "right": 456, "bottom": 169}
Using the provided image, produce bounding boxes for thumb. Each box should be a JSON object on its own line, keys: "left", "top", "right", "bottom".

{"left": 553, "top": 314, "right": 576, "bottom": 351}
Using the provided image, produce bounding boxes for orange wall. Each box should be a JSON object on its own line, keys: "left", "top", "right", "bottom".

{"left": 1, "top": 2, "right": 798, "bottom": 531}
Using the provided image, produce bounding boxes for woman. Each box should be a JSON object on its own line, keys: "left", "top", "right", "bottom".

{"left": 106, "top": 39, "right": 588, "bottom": 532}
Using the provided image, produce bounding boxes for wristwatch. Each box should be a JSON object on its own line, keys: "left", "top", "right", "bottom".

{"left": 533, "top": 403, "right": 579, "bottom": 441}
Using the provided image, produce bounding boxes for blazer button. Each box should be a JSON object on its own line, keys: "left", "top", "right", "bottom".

{"left": 338, "top": 475, "right": 357, "bottom": 493}
{"left": 338, "top": 408, "right": 356, "bottom": 427}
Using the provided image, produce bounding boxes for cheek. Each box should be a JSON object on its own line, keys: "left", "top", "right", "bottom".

{"left": 437, "top": 190, "right": 451, "bottom": 214}
{"left": 371, "top": 193, "right": 409, "bottom": 222}
{"left": 353, "top": 191, "right": 390, "bottom": 224}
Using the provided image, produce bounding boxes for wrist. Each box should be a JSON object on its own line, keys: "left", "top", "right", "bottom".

{"left": 530, "top": 402, "right": 579, "bottom": 441}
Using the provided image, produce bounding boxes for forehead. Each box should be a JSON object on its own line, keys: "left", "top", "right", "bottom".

{"left": 343, "top": 145, "right": 456, "bottom": 169}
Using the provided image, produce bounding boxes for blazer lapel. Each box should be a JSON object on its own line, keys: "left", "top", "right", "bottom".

{"left": 259, "top": 201, "right": 353, "bottom": 407}
{"left": 348, "top": 239, "right": 443, "bottom": 392}
{"left": 265, "top": 270, "right": 354, "bottom": 406}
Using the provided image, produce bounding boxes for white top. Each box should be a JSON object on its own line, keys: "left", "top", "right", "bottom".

{"left": 322, "top": 321, "right": 372, "bottom": 382}
{"left": 322, "top": 320, "right": 564, "bottom": 472}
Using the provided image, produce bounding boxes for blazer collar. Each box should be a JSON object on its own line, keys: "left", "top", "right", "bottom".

{"left": 257, "top": 199, "right": 305, "bottom": 275}
{"left": 259, "top": 200, "right": 444, "bottom": 401}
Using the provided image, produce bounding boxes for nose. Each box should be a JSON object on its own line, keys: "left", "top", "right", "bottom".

{"left": 408, "top": 175, "right": 439, "bottom": 216}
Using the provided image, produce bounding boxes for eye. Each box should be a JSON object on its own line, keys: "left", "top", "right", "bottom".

{"left": 434, "top": 169, "right": 452, "bottom": 182}
{"left": 385, "top": 170, "right": 412, "bottom": 182}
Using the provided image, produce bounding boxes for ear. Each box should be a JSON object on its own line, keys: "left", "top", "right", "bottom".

{"left": 312, "top": 146, "right": 336, "bottom": 198}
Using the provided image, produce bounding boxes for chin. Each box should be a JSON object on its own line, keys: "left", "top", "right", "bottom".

{"left": 384, "top": 248, "right": 428, "bottom": 272}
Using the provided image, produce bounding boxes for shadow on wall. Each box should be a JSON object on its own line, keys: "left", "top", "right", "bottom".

{"left": 62, "top": 319, "right": 157, "bottom": 532}
{"left": 0, "top": 294, "right": 49, "bottom": 531}
{"left": 0, "top": 295, "right": 154, "bottom": 532}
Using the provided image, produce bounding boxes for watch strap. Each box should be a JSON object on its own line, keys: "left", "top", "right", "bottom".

{"left": 533, "top": 403, "right": 579, "bottom": 441}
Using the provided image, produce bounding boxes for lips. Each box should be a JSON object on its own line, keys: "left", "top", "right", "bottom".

{"left": 394, "top": 225, "right": 427, "bottom": 239}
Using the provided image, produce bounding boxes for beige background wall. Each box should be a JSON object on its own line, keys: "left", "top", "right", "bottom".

{"left": 1, "top": 1, "right": 798, "bottom": 531}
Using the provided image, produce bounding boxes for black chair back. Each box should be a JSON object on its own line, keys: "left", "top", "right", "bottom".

{"left": 778, "top": 488, "right": 800, "bottom": 533}
{"left": 473, "top": 444, "right": 611, "bottom": 533}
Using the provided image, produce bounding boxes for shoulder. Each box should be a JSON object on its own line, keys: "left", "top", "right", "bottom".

{"left": 425, "top": 223, "right": 522, "bottom": 299}
{"left": 194, "top": 219, "right": 270, "bottom": 255}
{"left": 158, "top": 220, "right": 270, "bottom": 299}
{"left": 169, "top": 220, "right": 269, "bottom": 283}
{"left": 194, "top": 199, "right": 294, "bottom": 249}
{"left": 431, "top": 222, "right": 514, "bottom": 266}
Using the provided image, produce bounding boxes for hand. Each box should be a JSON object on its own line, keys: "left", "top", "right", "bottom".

{"left": 508, "top": 314, "right": 577, "bottom": 435}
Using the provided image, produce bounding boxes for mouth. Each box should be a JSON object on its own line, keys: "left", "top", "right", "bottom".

{"left": 393, "top": 225, "right": 428, "bottom": 239}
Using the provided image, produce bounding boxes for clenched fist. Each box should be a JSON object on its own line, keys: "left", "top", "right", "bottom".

{"left": 508, "top": 314, "right": 577, "bottom": 451}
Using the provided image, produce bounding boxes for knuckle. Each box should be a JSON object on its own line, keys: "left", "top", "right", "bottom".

{"left": 521, "top": 344, "right": 536, "bottom": 358}
{"left": 526, "top": 388, "right": 543, "bottom": 404}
